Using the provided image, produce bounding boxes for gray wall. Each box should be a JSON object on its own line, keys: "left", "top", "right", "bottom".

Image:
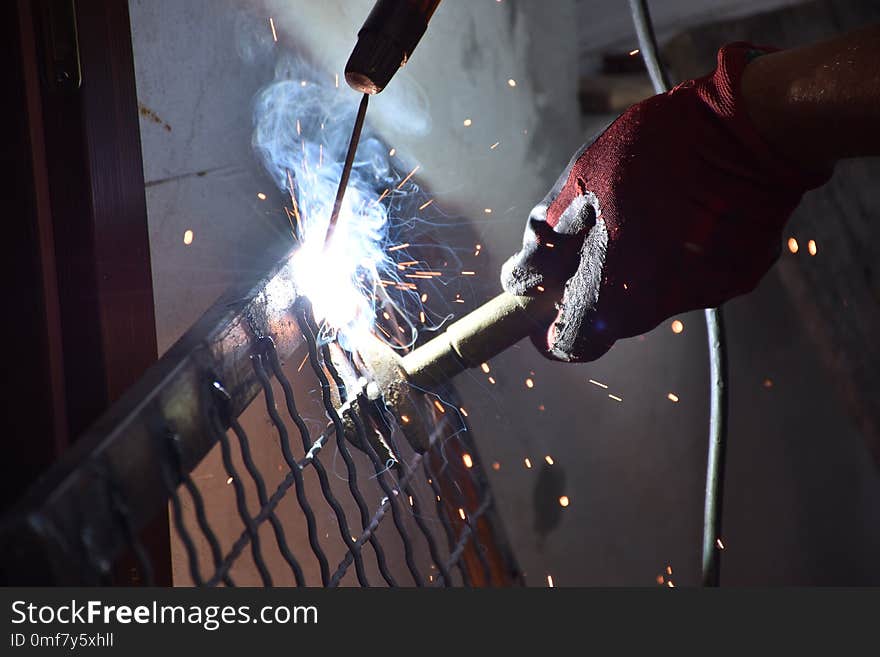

{"left": 130, "top": 0, "right": 880, "bottom": 585}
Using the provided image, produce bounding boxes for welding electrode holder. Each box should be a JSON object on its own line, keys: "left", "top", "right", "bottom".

{"left": 346, "top": 291, "right": 558, "bottom": 455}
{"left": 345, "top": 0, "right": 441, "bottom": 94}
{"left": 402, "top": 291, "right": 558, "bottom": 388}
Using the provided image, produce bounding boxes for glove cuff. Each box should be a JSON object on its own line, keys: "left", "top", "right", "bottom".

{"left": 692, "top": 42, "right": 831, "bottom": 194}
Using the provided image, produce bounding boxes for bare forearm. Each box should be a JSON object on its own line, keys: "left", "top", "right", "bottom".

{"left": 741, "top": 24, "right": 880, "bottom": 173}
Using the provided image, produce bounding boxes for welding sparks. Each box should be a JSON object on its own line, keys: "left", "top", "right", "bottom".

{"left": 490, "top": 141, "right": 500, "bottom": 150}
{"left": 463, "top": 118, "right": 473, "bottom": 127}
{"left": 544, "top": 455, "right": 554, "bottom": 465}
{"left": 269, "top": 17, "right": 278, "bottom": 42}
{"left": 396, "top": 165, "right": 420, "bottom": 190}
{"left": 433, "top": 399, "right": 446, "bottom": 414}
{"left": 507, "top": 78, "right": 517, "bottom": 87}
{"left": 480, "top": 362, "right": 490, "bottom": 373}
{"left": 608, "top": 394, "right": 623, "bottom": 402}
{"left": 462, "top": 453, "right": 474, "bottom": 468}
{"left": 226, "top": 476, "right": 233, "bottom": 485}
{"left": 524, "top": 458, "right": 532, "bottom": 469}
{"left": 547, "top": 575, "right": 554, "bottom": 587}
{"left": 484, "top": 208, "right": 492, "bottom": 214}
{"left": 492, "top": 462, "right": 501, "bottom": 471}
{"left": 458, "top": 508, "right": 466, "bottom": 520}
{"left": 671, "top": 319, "right": 684, "bottom": 334}
{"left": 588, "top": 379, "right": 608, "bottom": 389}
{"left": 459, "top": 407, "right": 468, "bottom": 417}
{"left": 525, "top": 378, "right": 534, "bottom": 388}
{"left": 257, "top": 192, "right": 267, "bottom": 200}
{"left": 787, "top": 237, "right": 799, "bottom": 253}
{"left": 253, "top": 65, "right": 430, "bottom": 349}
{"left": 716, "top": 538, "right": 725, "bottom": 550}
{"left": 629, "top": 48, "right": 640, "bottom": 56}
{"left": 667, "top": 392, "right": 679, "bottom": 403}
{"left": 808, "top": 239, "right": 817, "bottom": 256}
{"left": 183, "top": 229, "right": 194, "bottom": 245}
{"left": 558, "top": 495, "right": 570, "bottom": 507}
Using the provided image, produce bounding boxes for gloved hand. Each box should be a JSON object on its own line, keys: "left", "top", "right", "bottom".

{"left": 501, "top": 43, "right": 830, "bottom": 362}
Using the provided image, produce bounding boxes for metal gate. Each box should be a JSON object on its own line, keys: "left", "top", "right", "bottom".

{"left": 0, "top": 247, "right": 521, "bottom": 587}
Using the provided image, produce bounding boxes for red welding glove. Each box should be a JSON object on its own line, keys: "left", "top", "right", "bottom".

{"left": 501, "top": 43, "right": 831, "bottom": 362}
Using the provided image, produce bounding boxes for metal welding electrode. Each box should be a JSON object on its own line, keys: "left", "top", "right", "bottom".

{"left": 345, "top": 0, "right": 442, "bottom": 95}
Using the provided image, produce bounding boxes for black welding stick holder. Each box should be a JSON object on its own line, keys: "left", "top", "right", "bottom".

{"left": 345, "top": 0, "right": 441, "bottom": 94}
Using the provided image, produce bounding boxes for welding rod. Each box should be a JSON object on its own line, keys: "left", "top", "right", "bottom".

{"left": 401, "top": 291, "right": 558, "bottom": 389}
{"left": 324, "top": 93, "right": 370, "bottom": 246}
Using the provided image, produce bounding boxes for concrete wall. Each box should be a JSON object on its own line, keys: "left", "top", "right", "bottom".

{"left": 129, "top": 0, "right": 880, "bottom": 585}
